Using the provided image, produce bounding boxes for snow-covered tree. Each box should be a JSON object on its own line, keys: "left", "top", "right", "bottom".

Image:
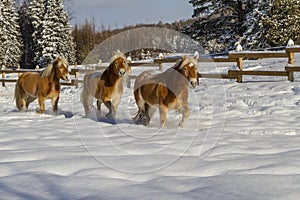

{"left": 262, "top": 0, "right": 300, "bottom": 46}
{"left": 185, "top": 0, "right": 300, "bottom": 51}
{"left": 0, "top": 0, "right": 22, "bottom": 68}
{"left": 19, "top": 0, "right": 35, "bottom": 68}
{"left": 28, "top": 0, "right": 45, "bottom": 68}
{"left": 39, "top": 0, "right": 76, "bottom": 67}
{"left": 241, "top": 0, "right": 271, "bottom": 49}
{"left": 19, "top": 0, "right": 76, "bottom": 68}
{"left": 185, "top": 0, "right": 249, "bottom": 53}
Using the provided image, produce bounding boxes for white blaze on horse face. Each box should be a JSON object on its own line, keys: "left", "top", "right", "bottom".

{"left": 189, "top": 78, "right": 197, "bottom": 88}
{"left": 188, "top": 64, "right": 198, "bottom": 89}
{"left": 60, "top": 64, "right": 70, "bottom": 81}
{"left": 119, "top": 68, "right": 126, "bottom": 76}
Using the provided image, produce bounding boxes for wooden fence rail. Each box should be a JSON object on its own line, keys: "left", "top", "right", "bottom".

{"left": 1, "top": 46, "right": 299, "bottom": 87}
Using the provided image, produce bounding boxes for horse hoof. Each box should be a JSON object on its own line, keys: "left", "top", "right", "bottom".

{"left": 20, "top": 108, "right": 27, "bottom": 112}
{"left": 178, "top": 122, "right": 186, "bottom": 127}
{"left": 105, "top": 113, "right": 114, "bottom": 119}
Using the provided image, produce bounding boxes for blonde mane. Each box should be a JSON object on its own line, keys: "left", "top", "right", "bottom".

{"left": 175, "top": 55, "right": 199, "bottom": 70}
{"left": 110, "top": 52, "right": 127, "bottom": 63}
{"left": 41, "top": 57, "right": 68, "bottom": 78}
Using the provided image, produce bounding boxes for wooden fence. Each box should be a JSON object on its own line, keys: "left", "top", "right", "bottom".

{"left": 226, "top": 46, "right": 300, "bottom": 82}
{"left": 1, "top": 46, "right": 299, "bottom": 87}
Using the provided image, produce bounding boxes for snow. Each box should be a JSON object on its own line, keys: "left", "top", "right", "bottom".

{"left": 287, "top": 39, "right": 295, "bottom": 46}
{"left": 1, "top": 55, "right": 300, "bottom": 199}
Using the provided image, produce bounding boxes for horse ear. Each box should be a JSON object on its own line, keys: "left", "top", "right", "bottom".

{"left": 178, "top": 56, "right": 189, "bottom": 70}
{"left": 52, "top": 58, "right": 59, "bottom": 67}
{"left": 194, "top": 51, "right": 199, "bottom": 60}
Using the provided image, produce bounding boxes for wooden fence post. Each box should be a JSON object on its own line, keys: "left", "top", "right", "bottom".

{"left": 159, "top": 62, "right": 163, "bottom": 71}
{"left": 2, "top": 65, "right": 6, "bottom": 87}
{"left": 288, "top": 51, "right": 295, "bottom": 66}
{"left": 287, "top": 50, "right": 295, "bottom": 81}
{"left": 17, "top": 65, "right": 21, "bottom": 77}
{"left": 237, "top": 58, "right": 243, "bottom": 70}
{"left": 74, "top": 64, "right": 79, "bottom": 88}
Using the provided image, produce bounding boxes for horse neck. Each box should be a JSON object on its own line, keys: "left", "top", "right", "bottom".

{"left": 47, "top": 67, "right": 60, "bottom": 86}
{"left": 166, "top": 68, "right": 188, "bottom": 88}
{"left": 102, "top": 64, "right": 120, "bottom": 85}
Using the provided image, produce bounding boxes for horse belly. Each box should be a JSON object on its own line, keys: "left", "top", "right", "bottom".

{"left": 167, "top": 98, "right": 182, "bottom": 110}
{"left": 20, "top": 73, "right": 39, "bottom": 97}
{"left": 111, "top": 80, "right": 123, "bottom": 106}
{"left": 90, "top": 78, "right": 102, "bottom": 98}
{"left": 140, "top": 84, "right": 160, "bottom": 106}
{"left": 46, "top": 87, "right": 59, "bottom": 99}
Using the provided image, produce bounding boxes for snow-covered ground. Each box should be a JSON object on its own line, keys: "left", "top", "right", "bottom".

{"left": 0, "top": 55, "right": 300, "bottom": 199}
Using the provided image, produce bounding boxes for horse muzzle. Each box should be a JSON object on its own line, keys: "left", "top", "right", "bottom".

{"left": 189, "top": 78, "right": 197, "bottom": 89}
{"left": 63, "top": 74, "right": 71, "bottom": 81}
{"left": 119, "top": 68, "right": 126, "bottom": 76}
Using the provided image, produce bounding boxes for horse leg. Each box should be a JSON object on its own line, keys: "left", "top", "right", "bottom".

{"left": 26, "top": 96, "right": 36, "bottom": 109}
{"left": 96, "top": 100, "right": 101, "bottom": 111}
{"left": 38, "top": 97, "right": 46, "bottom": 113}
{"left": 52, "top": 95, "right": 59, "bottom": 114}
{"left": 133, "top": 89, "right": 148, "bottom": 125}
{"left": 104, "top": 101, "right": 115, "bottom": 119}
{"left": 15, "top": 84, "right": 27, "bottom": 112}
{"left": 96, "top": 100, "right": 102, "bottom": 119}
{"left": 159, "top": 104, "right": 168, "bottom": 128}
{"left": 178, "top": 104, "right": 190, "bottom": 127}
{"left": 81, "top": 94, "right": 93, "bottom": 116}
{"left": 20, "top": 97, "right": 27, "bottom": 112}
{"left": 145, "top": 104, "right": 156, "bottom": 126}
{"left": 178, "top": 107, "right": 190, "bottom": 127}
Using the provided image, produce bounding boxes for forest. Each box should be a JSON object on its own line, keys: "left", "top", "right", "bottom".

{"left": 0, "top": 0, "right": 299, "bottom": 68}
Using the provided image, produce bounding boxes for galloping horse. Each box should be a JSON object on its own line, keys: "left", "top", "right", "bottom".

{"left": 14, "top": 57, "right": 70, "bottom": 113}
{"left": 81, "top": 53, "right": 128, "bottom": 119}
{"left": 133, "top": 55, "right": 198, "bottom": 127}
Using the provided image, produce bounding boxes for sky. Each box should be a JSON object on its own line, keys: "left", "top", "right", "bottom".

{"left": 68, "top": 0, "right": 194, "bottom": 29}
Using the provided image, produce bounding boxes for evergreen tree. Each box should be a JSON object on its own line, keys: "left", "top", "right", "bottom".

{"left": 19, "top": 0, "right": 35, "bottom": 68}
{"left": 185, "top": 0, "right": 249, "bottom": 52}
{"left": 19, "top": 0, "right": 76, "bottom": 68}
{"left": 0, "top": 0, "right": 22, "bottom": 68}
{"left": 262, "top": 0, "right": 300, "bottom": 46}
{"left": 29, "top": 0, "right": 45, "bottom": 68}
{"left": 241, "top": 0, "right": 271, "bottom": 49}
{"left": 186, "top": 0, "right": 300, "bottom": 51}
{"left": 39, "top": 0, "right": 76, "bottom": 67}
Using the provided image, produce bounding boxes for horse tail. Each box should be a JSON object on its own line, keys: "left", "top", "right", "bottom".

{"left": 14, "top": 79, "right": 23, "bottom": 111}
{"left": 133, "top": 86, "right": 145, "bottom": 123}
{"left": 81, "top": 74, "right": 94, "bottom": 116}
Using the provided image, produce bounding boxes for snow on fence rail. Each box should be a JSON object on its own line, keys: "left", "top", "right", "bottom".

{"left": 1, "top": 46, "right": 300, "bottom": 87}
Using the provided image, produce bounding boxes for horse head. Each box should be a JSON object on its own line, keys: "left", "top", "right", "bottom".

{"left": 177, "top": 56, "right": 198, "bottom": 88}
{"left": 111, "top": 54, "right": 128, "bottom": 77}
{"left": 54, "top": 57, "right": 70, "bottom": 81}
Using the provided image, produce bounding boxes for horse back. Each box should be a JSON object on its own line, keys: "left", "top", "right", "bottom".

{"left": 18, "top": 72, "right": 40, "bottom": 97}
{"left": 135, "top": 70, "right": 187, "bottom": 108}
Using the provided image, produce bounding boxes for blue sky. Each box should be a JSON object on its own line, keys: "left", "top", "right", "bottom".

{"left": 69, "top": 0, "right": 193, "bottom": 29}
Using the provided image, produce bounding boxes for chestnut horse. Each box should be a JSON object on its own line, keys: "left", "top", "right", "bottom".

{"left": 81, "top": 53, "right": 128, "bottom": 119}
{"left": 133, "top": 56, "right": 198, "bottom": 127}
{"left": 14, "top": 57, "right": 70, "bottom": 113}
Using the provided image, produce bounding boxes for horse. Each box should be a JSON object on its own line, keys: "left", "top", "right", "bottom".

{"left": 133, "top": 55, "right": 199, "bottom": 127}
{"left": 14, "top": 57, "right": 70, "bottom": 114}
{"left": 81, "top": 53, "right": 128, "bottom": 119}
